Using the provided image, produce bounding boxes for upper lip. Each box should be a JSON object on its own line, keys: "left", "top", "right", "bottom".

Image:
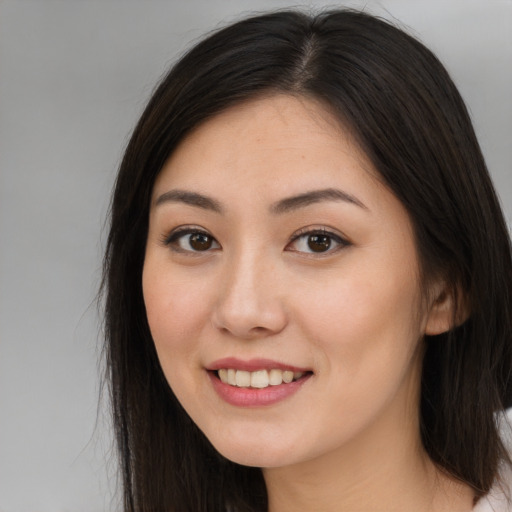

{"left": 206, "top": 357, "right": 311, "bottom": 373}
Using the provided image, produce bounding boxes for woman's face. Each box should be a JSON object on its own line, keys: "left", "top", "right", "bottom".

{"left": 143, "top": 94, "right": 438, "bottom": 469}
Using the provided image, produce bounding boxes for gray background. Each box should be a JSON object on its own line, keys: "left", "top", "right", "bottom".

{"left": 0, "top": 1, "right": 510, "bottom": 511}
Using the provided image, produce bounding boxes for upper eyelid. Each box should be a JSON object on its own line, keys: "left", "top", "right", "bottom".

{"left": 288, "top": 226, "right": 349, "bottom": 243}
{"left": 285, "top": 227, "right": 352, "bottom": 256}
{"left": 162, "top": 225, "right": 217, "bottom": 245}
{"left": 161, "top": 224, "right": 350, "bottom": 248}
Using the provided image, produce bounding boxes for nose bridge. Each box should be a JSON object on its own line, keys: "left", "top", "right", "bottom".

{"left": 212, "top": 242, "right": 286, "bottom": 338}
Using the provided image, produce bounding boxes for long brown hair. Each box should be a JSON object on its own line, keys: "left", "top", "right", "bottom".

{"left": 102, "top": 9, "right": 512, "bottom": 511}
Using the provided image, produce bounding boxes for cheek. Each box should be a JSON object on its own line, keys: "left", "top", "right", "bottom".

{"left": 142, "top": 262, "right": 219, "bottom": 413}
{"left": 294, "top": 256, "right": 424, "bottom": 379}
{"left": 289, "top": 263, "right": 425, "bottom": 445}
{"left": 142, "top": 261, "right": 212, "bottom": 366}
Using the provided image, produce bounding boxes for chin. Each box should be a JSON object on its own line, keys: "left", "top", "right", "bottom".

{"left": 216, "top": 447, "right": 294, "bottom": 468}
{"left": 204, "top": 430, "right": 304, "bottom": 468}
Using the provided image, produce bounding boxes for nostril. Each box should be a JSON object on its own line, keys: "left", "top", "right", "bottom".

{"left": 251, "top": 326, "right": 270, "bottom": 334}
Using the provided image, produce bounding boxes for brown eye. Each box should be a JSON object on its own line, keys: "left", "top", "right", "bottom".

{"left": 189, "top": 233, "right": 213, "bottom": 251}
{"left": 307, "top": 234, "right": 332, "bottom": 252}
{"left": 287, "top": 229, "right": 350, "bottom": 255}
{"left": 165, "top": 229, "right": 220, "bottom": 253}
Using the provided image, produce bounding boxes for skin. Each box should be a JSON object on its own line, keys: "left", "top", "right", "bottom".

{"left": 142, "top": 94, "right": 474, "bottom": 511}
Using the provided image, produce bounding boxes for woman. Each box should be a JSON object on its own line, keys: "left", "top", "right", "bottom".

{"left": 102, "top": 9, "right": 512, "bottom": 512}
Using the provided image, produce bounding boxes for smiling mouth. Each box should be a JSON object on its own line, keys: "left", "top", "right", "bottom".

{"left": 214, "top": 368, "right": 311, "bottom": 389}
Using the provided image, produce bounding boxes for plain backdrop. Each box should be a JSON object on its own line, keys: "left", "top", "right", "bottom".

{"left": 0, "top": 1, "right": 510, "bottom": 511}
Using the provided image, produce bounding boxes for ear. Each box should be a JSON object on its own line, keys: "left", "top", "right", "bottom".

{"left": 424, "top": 283, "right": 469, "bottom": 336}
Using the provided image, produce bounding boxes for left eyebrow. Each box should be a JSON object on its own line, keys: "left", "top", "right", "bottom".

{"left": 270, "top": 188, "right": 368, "bottom": 214}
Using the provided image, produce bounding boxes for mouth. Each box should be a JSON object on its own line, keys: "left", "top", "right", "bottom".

{"left": 206, "top": 358, "right": 313, "bottom": 406}
{"left": 213, "top": 368, "right": 311, "bottom": 389}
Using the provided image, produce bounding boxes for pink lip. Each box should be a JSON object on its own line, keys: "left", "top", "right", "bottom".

{"left": 206, "top": 358, "right": 313, "bottom": 407}
{"left": 208, "top": 372, "right": 311, "bottom": 407}
{"left": 207, "top": 357, "right": 310, "bottom": 373}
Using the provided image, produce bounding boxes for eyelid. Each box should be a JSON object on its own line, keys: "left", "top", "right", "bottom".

{"left": 286, "top": 226, "right": 351, "bottom": 254}
{"left": 161, "top": 225, "right": 220, "bottom": 253}
{"left": 160, "top": 224, "right": 350, "bottom": 255}
{"left": 161, "top": 225, "right": 205, "bottom": 245}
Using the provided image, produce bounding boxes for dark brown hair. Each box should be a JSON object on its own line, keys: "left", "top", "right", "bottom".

{"left": 102, "top": 9, "right": 512, "bottom": 511}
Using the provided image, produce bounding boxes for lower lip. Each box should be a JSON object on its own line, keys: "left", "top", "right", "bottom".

{"left": 208, "top": 371, "right": 311, "bottom": 407}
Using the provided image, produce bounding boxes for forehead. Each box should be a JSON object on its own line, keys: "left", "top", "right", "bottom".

{"left": 153, "top": 94, "right": 379, "bottom": 198}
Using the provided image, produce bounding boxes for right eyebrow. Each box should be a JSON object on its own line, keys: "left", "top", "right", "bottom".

{"left": 154, "top": 189, "right": 223, "bottom": 214}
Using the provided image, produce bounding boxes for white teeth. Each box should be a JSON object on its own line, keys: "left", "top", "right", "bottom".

{"left": 227, "top": 369, "right": 236, "bottom": 386}
{"left": 282, "top": 370, "right": 294, "bottom": 383}
{"left": 269, "top": 369, "right": 283, "bottom": 386}
{"left": 251, "top": 370, "right": 269, "bottom": 388}
{"left": 217, "top": 368, "right": 307, "bottom": 388}
{"left": 235, "top": 370, "right": 251, "bottom": 387}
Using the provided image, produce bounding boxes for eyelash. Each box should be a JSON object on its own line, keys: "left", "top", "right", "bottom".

{"left": 162, "top": 226, "right": 220, "bottom": 254}
{"left": 162, "top": 226, "right": 351, "bottom": 255}
{"left": 287, "top": 227, "right": 351, "bottom": 255}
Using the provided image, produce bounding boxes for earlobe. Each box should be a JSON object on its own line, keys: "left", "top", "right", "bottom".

{"left": 424, "top": 285, "right": 470, "bottom": 336}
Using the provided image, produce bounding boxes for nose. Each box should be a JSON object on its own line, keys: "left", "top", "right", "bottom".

{"left": 211, "top": 249, "right": 288, "bottom": 339}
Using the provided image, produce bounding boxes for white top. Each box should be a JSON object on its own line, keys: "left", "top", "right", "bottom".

{"left": 473, "top": 411, "right": 512, "bottom": 511}
{"left": 473, "top": 475, "right": 512, "bottom": 512}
